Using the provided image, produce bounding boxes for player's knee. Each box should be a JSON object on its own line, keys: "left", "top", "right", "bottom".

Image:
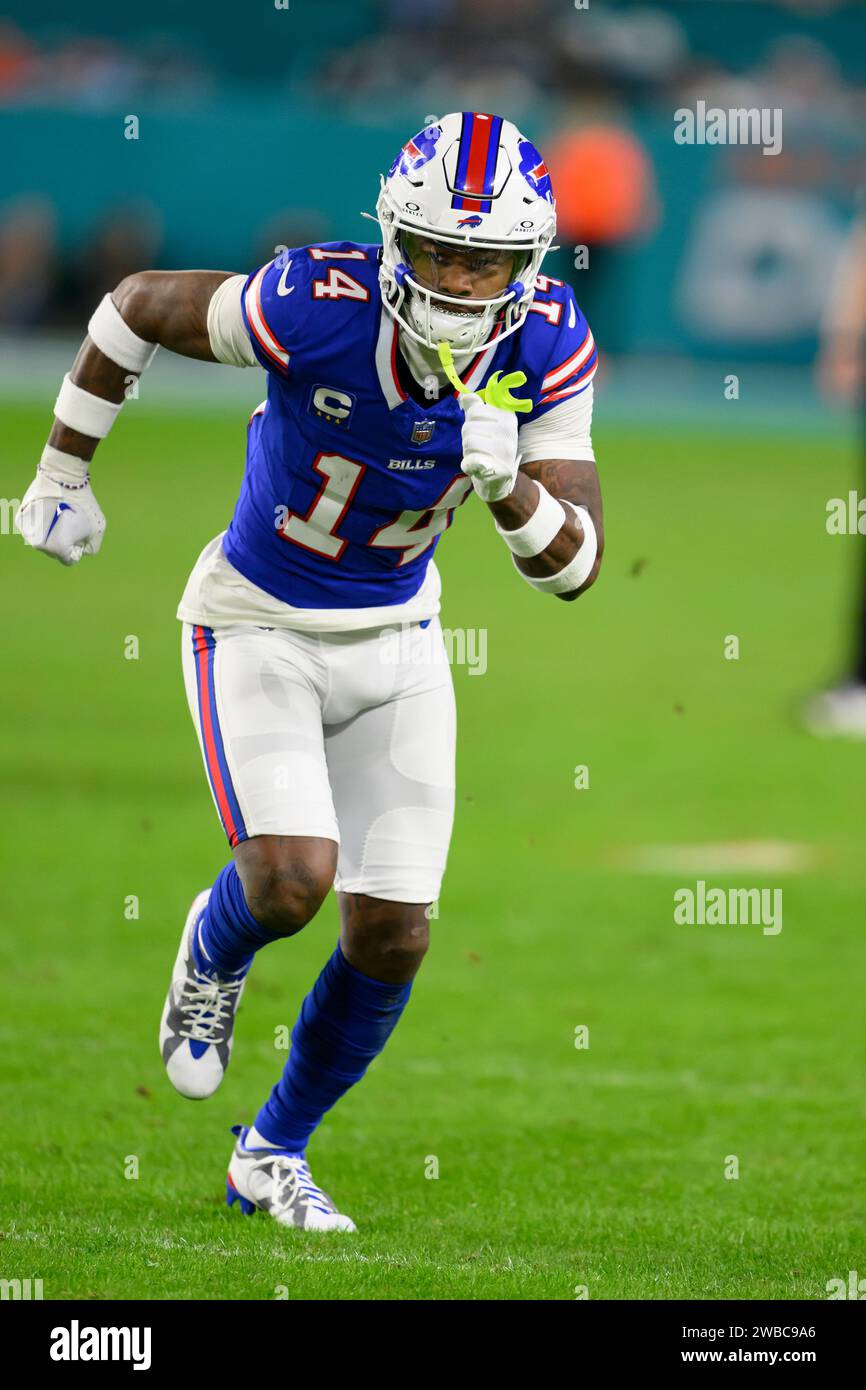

{"left": 235, "top": 836, "right": 337, "bottom": 937}
{"left": 340, "top": 895, "right": 431, "bottom": 981}
{"left": 246, "top": 863, "right": 332, "bottom": 937}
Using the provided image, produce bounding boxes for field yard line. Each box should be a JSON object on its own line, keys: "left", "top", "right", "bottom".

{"left": 0, "top": 1225, "right": 527, "bottom": 1275}
{"left": 614, "top": 840, "right": 822, "bottom": 874}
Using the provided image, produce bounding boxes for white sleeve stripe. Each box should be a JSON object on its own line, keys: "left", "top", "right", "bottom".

{"left": 539, "top": 361, "right": 598, "bottom": 405}
{"left": 541, "top": 329, "right": 595, "bottom": 390}
{"left": 244, "top": 264, "right": 289, "bottom": 369}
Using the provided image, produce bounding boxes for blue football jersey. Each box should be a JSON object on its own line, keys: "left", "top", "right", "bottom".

{"left": 225, "top": 243, "right": 597, "bottom": 609}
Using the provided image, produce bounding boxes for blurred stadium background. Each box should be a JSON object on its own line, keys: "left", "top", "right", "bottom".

{"left": 2, "top": 0, "right": 866, "bottom": 1300}
{"left": 2, "top": 0, "right": 865, "bottom": 382}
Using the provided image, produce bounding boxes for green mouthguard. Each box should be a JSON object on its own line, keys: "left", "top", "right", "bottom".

{"left": 437, "top": 341, "right": 533, "bottom": 413}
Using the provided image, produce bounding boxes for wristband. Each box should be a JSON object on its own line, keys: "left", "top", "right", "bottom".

{"left": 54, "top": 373, "right": 123, "bottom": 439}
{"left": 88, "top": 294, "right": 159, "bottom": 373}
{"left": 495, "top": 478, "right": 567, "bottom": 557}
{"left": 518, "top": 502, "right": 598, "bottom": 593}
{"left": 38, "top": 443, "right": 90, "bottom": 489}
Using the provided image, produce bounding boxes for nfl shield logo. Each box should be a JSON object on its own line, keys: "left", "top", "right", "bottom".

{"left": 411, "top": 420, "right": 435, "bottom": 445}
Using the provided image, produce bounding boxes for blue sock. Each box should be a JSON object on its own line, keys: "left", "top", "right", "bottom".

{"left": 193, "top": 862, "right": 278, "bottom": 978}
{"left": 253, "top": 944, "right": 412, "bottom": 1152}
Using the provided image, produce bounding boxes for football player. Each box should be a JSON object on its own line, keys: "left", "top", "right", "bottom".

{"left": 16, "top": 112, "right": 602, "bottom": 1231}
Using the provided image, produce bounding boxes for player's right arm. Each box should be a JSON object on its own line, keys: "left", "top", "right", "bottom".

{"left": 16, "top": 269, "right": 242, "bottom": 565}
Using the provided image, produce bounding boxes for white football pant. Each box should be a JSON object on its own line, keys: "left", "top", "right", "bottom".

{"left": 181, "top": 617, "right": 456, "bottom": 903}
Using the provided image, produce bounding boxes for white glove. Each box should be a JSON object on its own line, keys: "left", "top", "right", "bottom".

{"left": 15, "top": 453, "right": 106, "bottom": 566}
{"left": 459, "top": 392, "right": 520, "bottom": 503}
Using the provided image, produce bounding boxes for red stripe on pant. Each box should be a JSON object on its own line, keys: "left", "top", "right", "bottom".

{"left": 193, "top": 625, "right": 241, "bottom": 847}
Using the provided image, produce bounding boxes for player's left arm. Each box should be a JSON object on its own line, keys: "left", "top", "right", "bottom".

{"left": 486, "top": 456, "right": 603, "bottom": 601}
{"left": 458, "top": 284, "right": 602, "bottom": 602}
{"left": 459, "top": 366, "right": 602, "bottom": 602}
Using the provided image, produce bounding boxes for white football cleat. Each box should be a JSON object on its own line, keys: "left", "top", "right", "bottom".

{"left": 802, "top": 681, "right": 866, "bottom": 738}
{"left": 159, "top": 890, "right": 246, "bottom": 1099}
{"left": 226, "top": 1125, "right": 356, "bottom": 1233}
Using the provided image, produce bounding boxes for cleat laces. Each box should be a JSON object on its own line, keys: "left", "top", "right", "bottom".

{"left": 176, "top": 971, "right": 244, "bottom": 1044}
{"left": 270, "top": 1154, "right": 334, "bottom": 1217}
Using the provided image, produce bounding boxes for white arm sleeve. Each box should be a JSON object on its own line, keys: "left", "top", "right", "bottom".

{"left": 517, "top": 383, "right": 595, "bottom": 464}
{"left": 207, "top": 274, "right": 257, "bottom": 368}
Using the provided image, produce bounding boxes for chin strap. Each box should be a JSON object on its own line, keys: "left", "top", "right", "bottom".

{"left": 437, "top": 341, "right": 533, "bottom": 412}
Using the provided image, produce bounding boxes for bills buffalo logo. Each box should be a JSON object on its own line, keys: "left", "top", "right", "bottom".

{"left": 457, "top": 214, "right": 484, "bottom": 227}
{"left": 518, "top": 139, "right": 554, "bottom": 204}
{"left": 388, "top": 125, "right": 442, "bottom": 179}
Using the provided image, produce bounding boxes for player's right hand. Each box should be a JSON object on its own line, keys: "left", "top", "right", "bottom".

{"left": 15, "top": 469, "right": 106, "bottom": 566}
{"left": 458, "top": 391, "right": 520, "bottom": 503}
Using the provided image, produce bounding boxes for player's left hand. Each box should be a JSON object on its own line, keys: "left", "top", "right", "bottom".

{"left": 459, "top": 392, "right": 519, "bottom": 503}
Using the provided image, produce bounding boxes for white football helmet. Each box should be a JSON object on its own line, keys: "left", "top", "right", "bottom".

{"left": 375, "top": 111, "right": 557, "bottom": 354}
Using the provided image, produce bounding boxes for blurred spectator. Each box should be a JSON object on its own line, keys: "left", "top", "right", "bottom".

{"left": 806, "top": 208, "right": 866, "bottom": 736}
{"left": 50, "top": 37, "right": 140, "bottom": 108}
{"left": 62, "top": 202, "right": 163, "bottom": 324}
{"left": 545, "top": 123, "right": 658, "bottom": 353}
{"left": 0, "top": 20, "right": 37, "bottom": 96}
{"left": 316, "top": 0, "right": 557, "bottom": 113}
{"left": 547, "top": 124, "right": 657, "bottom": 245}
{"left": 0, "top": 195, "right": 58, "bottom": 327}
{"left": 553, "top": 1, "right": 689, "bottom": 98}
{"left": 0, "top": 22, "right": 213, "bottom": 108}
{"left": 674, "top": 30, "right": 861, "bottom": 138}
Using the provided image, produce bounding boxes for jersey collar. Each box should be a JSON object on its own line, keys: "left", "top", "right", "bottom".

{"left": 374, "top": 300, "right": 505, "bottom": 411}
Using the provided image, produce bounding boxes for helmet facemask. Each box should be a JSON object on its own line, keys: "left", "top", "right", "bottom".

{"left": 398, "top": 230, "right": 529, "bottom": 354}
{"left": 376, "top": 178, "right": 553, "bottom": 354}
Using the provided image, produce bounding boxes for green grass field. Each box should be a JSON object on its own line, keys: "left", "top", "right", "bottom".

{"left": 1, "top": 397, "right": 864, "bottom": 1300}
